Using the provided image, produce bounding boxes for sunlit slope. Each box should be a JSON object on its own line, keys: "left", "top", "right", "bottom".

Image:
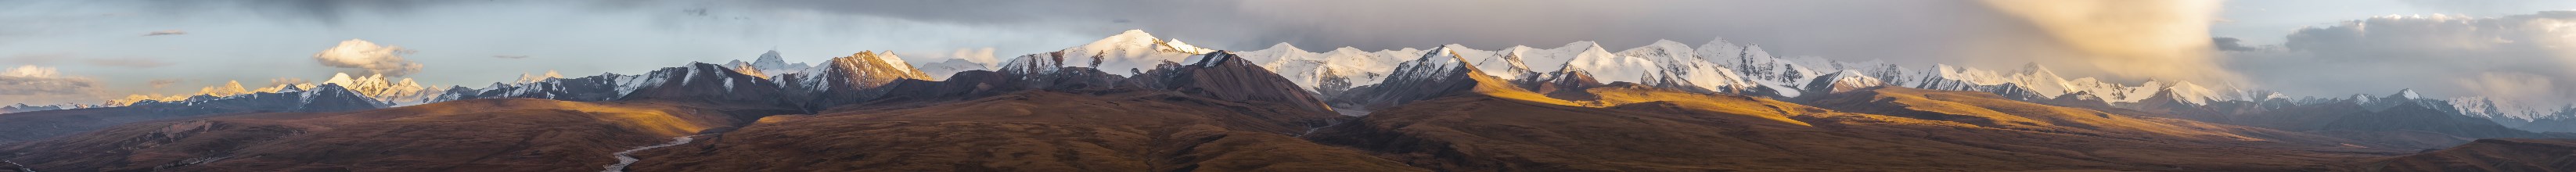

{"left": 625, "top": 91, "right": 1423, "bottom": 171}
{"left": 1809, "top": 87, "right": 2301, "bottom": 141}
{"left": 1308, "top": 84, "right": 2396, "bottom": 171}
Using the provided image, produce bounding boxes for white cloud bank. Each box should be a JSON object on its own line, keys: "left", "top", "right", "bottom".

{"left": 0, "top": 65, "right": 105, "bottom": 105}
{"left": 312, "top": 39, "right": 424, "bottom": 77}
{"left": 2230, "top": 11, "right": 2576, "bottom": 106}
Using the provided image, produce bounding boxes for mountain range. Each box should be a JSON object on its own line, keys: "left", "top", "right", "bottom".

{"left": 4, "top": 30, "right": 2574, "bottom": 171}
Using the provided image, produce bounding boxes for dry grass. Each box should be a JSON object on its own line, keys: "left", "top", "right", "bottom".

{"left": 622, "top": 91, "right": 1425, "bottom": 172}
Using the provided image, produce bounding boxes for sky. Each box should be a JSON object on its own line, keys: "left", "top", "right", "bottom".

{"left": 5, "top": 0, "right": 2576, "bottom": 108}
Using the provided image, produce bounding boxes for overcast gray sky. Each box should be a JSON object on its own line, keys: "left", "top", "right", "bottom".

{"left": 5, "top": 0, "right": 2576, "bottom": 106}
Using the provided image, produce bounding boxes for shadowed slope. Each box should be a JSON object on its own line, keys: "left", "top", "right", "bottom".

{"left": 1132, "top": 51, "right": 1335, "bottom": 112}
{"left": 2341, "top": 138, "right": 2576, "bottom": 171}
{"left": 1809, "top": 87, "right": 2294, "bottom": 142}
{"left": 0, "top": 84, "right": 382, "bottom": 144}
{"left": 0, "top": 99, "right": 765, "bottom": 171}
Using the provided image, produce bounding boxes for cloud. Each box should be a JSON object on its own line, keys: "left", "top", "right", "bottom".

{"left": 2396, "top": 0, "right": 2576, "bottom": 16}
{"left": 948, "top": 47, "right": 997, "bottom": 64}
{"left": 82, "top": 58, "right": 171, "bottom": 68}
{"left": 2459, "top": 72, "right": 2564, "bottom": 105}
{"left": 492, "top": 55, "right": 529, "bottom": 59}
{"left": 142, "top": 30, "right": 185, "bottom": 36}
{"left": 0, "top": 65, "right": 106, "bottom": 105}
{"left": 149, "top": 78, "right": 185, "bottom": 88}
{"left": 192, "top": 81, "right": 249, "bottom": 96}
{"left": 4, "top": 53, "right": 69, "bottom": 65}
{"left": 2229, "top": 11, "right": 2576, "bottom": 103}
{"left": 2, "top": 65, "right": 62, "bottom": 78}
{"left": 311, "top": 38, "right": 423, "bottom": 77}
{"left": 1975, "top": 0, "right": 2236, "bottom": 84}
{"left": 268, "top": 77, "right": 308, "bottom": 86}
{"left": 5, "top": 53, "right": 169, "bottom": 68}
{"left": 2212, "top": 38, "right": 2259, "bottom": 52}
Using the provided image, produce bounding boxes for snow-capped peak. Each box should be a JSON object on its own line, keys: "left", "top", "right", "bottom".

{"left": 1636, "top": 40, "right": 1693, "bottom": 54}
{"left": 2393, "top": 88, "right": 2423, "bottom": 100}
{"left": 516, "top": 70, "right": 564, "bottom": 83}
{"left": 741, "top": 50, "right": 812, "bottom": 76}
{"left": 306, "top": 73, "right": 435, "bottom": 106}
{"left": 1804, "top": 70, "right": 1887, "bottom": 94}
{"left": 323, "top": 73, "right": 355, "bottom": 87}
{"left": 1393, "top": 46, "right": 1477, "bottom": 78}
{"left": 1079, "top": 30, "right": 1216, "bottom": 56}
{"left": 866, "top": 51, "right": 920, "bottom": 75}
{"left": 1001, "top": 30, "right": 1216, "bottom": 77}
{"left": 2164, "top": 81, "right": 2218, "bottom": 106}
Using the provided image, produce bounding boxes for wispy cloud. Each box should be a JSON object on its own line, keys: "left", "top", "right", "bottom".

{"left": 82, "top": 58, "right": 171, "bottom": 68}
{"left": 3, "top": 53, "right": 70, "bottom": 65}
{"left": 141, "top": 30, "right": 185, "bottom": 36}
{"left": 148, "top": 78, "right": 185, "bottom": 88}
{"left": 267, "top": 77, "right": 308, "bottom": 87}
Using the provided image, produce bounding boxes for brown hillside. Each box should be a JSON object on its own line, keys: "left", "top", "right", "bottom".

{"left": 1306, "top": 85, "right": 2402, "bottom": 171}
{"left": 624, "top": 91, "right": 1421, "bottom": 171}
{"left": 2341, "top": 138, "right": 2576, "bottom": 171}
{"left": 0, "top": 99, "right": 772, "bottom": 171}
